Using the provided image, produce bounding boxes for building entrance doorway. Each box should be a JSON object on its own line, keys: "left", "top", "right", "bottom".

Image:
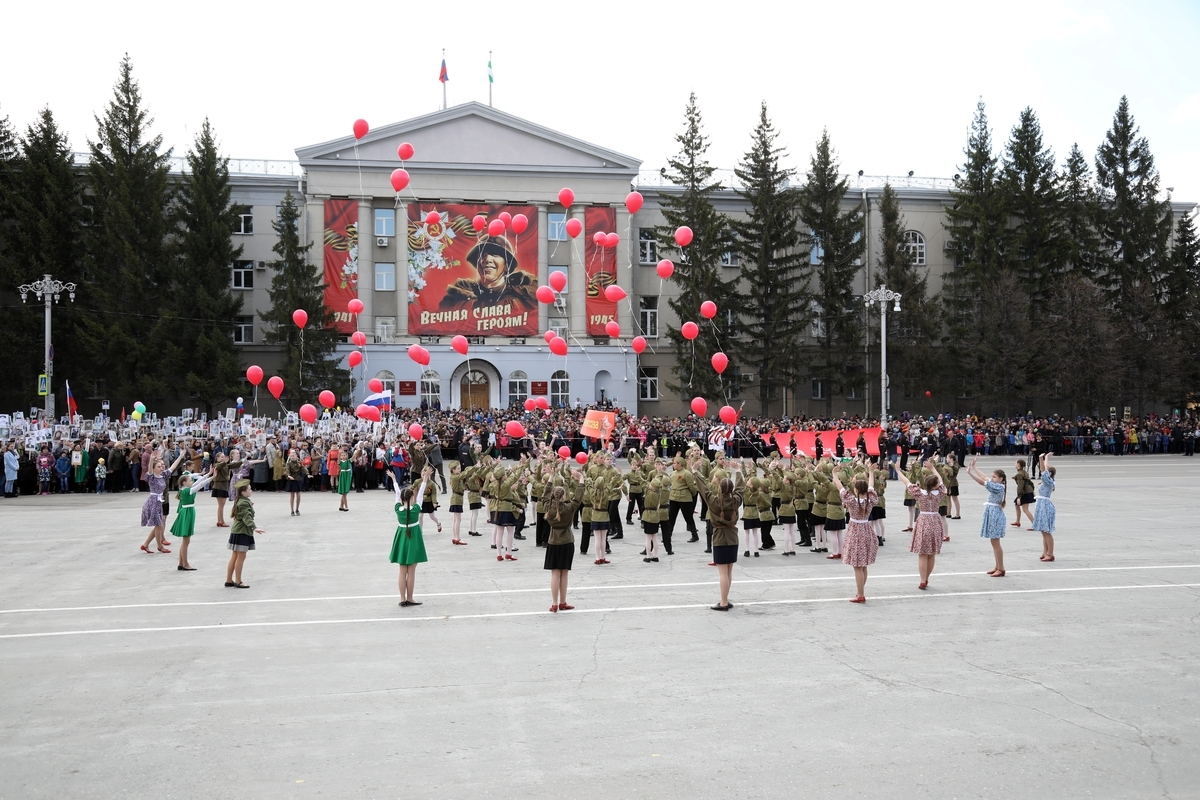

{"left": 461, "top": 370, "right": 489, "bottom": 410}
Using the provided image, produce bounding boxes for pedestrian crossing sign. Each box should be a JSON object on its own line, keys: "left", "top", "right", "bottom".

{"left": 37, "top": 374, "right": 49, "bottom": 396}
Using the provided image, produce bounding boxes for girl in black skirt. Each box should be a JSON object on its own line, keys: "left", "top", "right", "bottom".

{"left": 543, "top": 471, "right": 584, "bottom": 612}
{"left": 697, "top": 471, "right": 746, "bottom": 611}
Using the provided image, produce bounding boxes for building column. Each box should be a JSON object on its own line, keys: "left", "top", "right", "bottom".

{"left": 397, "top": 201, "right": 409, "bottom": 336}
{"left": 615, "top": 205, "right": 632, "bottom": 336}
{"left": 537, "top": 205, "right": 549, "bottom": 336}
{"left": 357, "top": 198, "right": 374, "bottom": 335}
{"left": 569, "top": 208, "right": 586, "bottom": 336}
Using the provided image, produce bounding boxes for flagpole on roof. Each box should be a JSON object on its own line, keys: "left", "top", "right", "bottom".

{"left": 488, "top": 51, "right": 493, "bottom": 107}
{"left": 441, "top": 49, "right": 447, "bottom": 110}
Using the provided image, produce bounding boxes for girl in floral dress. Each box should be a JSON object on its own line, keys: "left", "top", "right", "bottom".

{"left": 1031, "top": 451, "right": 1057, "bottom": 562}
{"left": 966, "top": 456, "right": 1008, "bottom": 577}
{"left": 898, "top": 458, "right": 944, "bottom": 590}
{"left": 140, "top": 451, "right": 186, "bottom": 554}
{"left": 833, "top": 461, "right": 878, "bottom": 603}
{"left": 36, "top": 446, "right": 54, "bottom": 495}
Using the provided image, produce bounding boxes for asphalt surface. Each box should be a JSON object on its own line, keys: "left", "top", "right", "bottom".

{"left": 1, "top": 455, "right": 1197, "bottom": 799}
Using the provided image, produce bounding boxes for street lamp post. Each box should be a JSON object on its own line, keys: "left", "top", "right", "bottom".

{"left": 863, "top": 286, "right": 901, "bottom": 425}
{"left": 18, "top": 273, "right": 76, "bottom": 421}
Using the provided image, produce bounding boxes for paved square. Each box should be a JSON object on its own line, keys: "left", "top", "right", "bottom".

{"left": 1, "top": 456, "right": 1198, "bottom": 799}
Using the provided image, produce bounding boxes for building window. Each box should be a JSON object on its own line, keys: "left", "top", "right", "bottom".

{"left": 420, "top": 370, "right": 440, "bottom": 407}
{"left": 905, "top": 231, "right": 926, "bottom": 266}
{"left": 638, "top": 367, "right": 659, "bottom": 400}
{"left": 638, "top": 229, "right": 657, "bottom": 264}
{"left": 550, "top": 370, "right": 570, "bottom": 408}
{"left": 548, "top": 213, "right": 567, "bottom": 241}
{"left": 375, "top": 209, "right": 395, "bottom": 237}
{"left": 508, "top": 371, "right": 529, "bottom": 407}
{"left": 549, "top": 316, "right": 569, "bottom": 339}
{"left": 810, "top": 301, "right": 825, "bottom": 339}
{"left": 720, "top": 250, "right": 740, "bottom": 267}
{"left": 231, "top": 260, "right": 254, "bottom": 289}
{"left": 235, "top": 212, "right": 253, "bottom": 235}
{"left": 375, "top": 262, "right": 396, "bottom": 291}
{"left": 374, "top": 370, "right": 396, "bottom": 395}
{"left": 811, "top": 379, "right": 826, "bottom": 400}
{"left": 375, "top": 316, "right": 396, "bottom": 343}
{"left": 810, "top": 233, "right": 824, "bottom": 265}
{"left": 233, "top": 316, "right": 254, "bottom": 344}
{"left": 639, "top": 296, "right": 659, "bottom": 338}
{"left": 847, "top": 384, "right": 863, "bottom": 399}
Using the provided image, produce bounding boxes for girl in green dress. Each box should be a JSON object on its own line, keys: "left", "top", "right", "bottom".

{"left": 171, "top": 468, "right": 215, "bottom": 571}
{"left": 336, "top": 447, "right": 354, "bottom": 511}
{"left": 388, "top": 467, "right": 428, "bottom": 606}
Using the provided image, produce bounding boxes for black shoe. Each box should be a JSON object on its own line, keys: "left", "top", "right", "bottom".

{"left": 704, "top": 548, "right": 712, "bottom": 553}
{"left": 761, "top": 545, "right": 775, "bottom": 551}
{"left": 744, "top": 550, "right": 750, "bottom": 557}
{"left": 710, "top": 603, "right": 731, "bottom": 611}
{"left": 665, "top": 550, "right": 674, "bottom": 556}
{"left": 468, "top": 531, "right": 482, "bottom": 536}
{"left": 643, "top": 558, "right": 651, "bottom": 563}
{"left": 639, "top": 549, "right": 647, "bottom": 555}
{"left": 650, "top": 557, "right": 659, "bottom": 562}
{"left": 688, "top": 536, "right": 699, "bottom": 543}
{"left": 611, "top": 534, "right": 623, "bottom": 540}
{"left": 490, "top": 544, "right": 497, "bottom": 549}
{"left": 605, "top": 548, "right": 611, "bottom": 554}
{"left": 877, "top": 536, "right": 884, "bottom": 546}
{"left": 514, "top": 533, "right": 526, "bottom": 540}
{"left": 754, "top": 552, "right": 760, "bottom": 557}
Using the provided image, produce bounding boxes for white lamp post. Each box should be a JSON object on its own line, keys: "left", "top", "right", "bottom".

{"left": 863, "top": 286, "right": 901, "bottom": 425}
{"left": 18, "top": 273, "right": 76, "bottom": 420}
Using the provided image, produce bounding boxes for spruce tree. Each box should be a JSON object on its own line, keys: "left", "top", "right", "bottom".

{"left": 1060, "top": 144, "right": 1101, "bottom": 278}
{"left": 261, "top": 191, "right": 347, "bottom": 404}
{"left": 941, "top": 99, "right": 1008, "bottom": 406}
{"left": 3, "top": 109, "right": 85, "bottom": 412}
{"left": 1162, "top": 213, "right": 1200, "bottom": 406}
{"left": 874, "top": 183, "right": 940, "bottom": 402}
{"left": 653, "top": 93, "right": 737, "bottom": 403}
{"left": 731, "top": 102, "right": 809, "bottom": 417}
{"left": 165, "top": 118, "right": 246, "bottom": 416}
{"left": 1037, "top": 274, "right": 1117, "bottom": 416}
{"left": 82, "top": 55, "right": 174, "bottom": 405}
{"left": 1002, "top": 107, "right": 1066, "bottom": 315}
{"left": 0, "top": 108, "right": 36, "bottom": 413}
{"left": 797, "top": 129, "right": 865, "bottom": 417}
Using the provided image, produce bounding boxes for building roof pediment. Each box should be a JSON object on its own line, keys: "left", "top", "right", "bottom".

{"left": 296, "top": 101, "right": 640, "bottom": 176}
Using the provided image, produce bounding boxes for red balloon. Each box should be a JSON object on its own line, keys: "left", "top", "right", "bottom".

{"left": 471, "top": 214, "right": 487, "bottom": 232}
{"left": 488, "top": 219, "right": 506, "bottom": 236}
{"left": 592, "top": 231, "right": 606, "bottom": 246}
{"left": 558, "top": 187, "right": 575, "bottom": 208}
{"left": 565, "top": 218, "right": 582, "bottom": 238}
{"left": 675, "top": 226, "right": 694, "bottom": 247}
{"left": 690, "top": 397, "right": 708, "bottom": 417}
{"left": 549, "top": 336, "right": 568, "bottom": 356}
{"left": 544, "top": 330, "right": 557, "bottom": 343}
{"left": 299, "top": 403, "right": 318, "bottom": 424}
{"left": 511, "top": 213, "right": 529, "bottom": 234}
{"left": 625, "top": 191, "right": 643, "bottom": 214}
{"left": 390, "top": 168, "right": 409, "bottom": 193}
{"left": 719, "top": 405, "right": 738, "bottom": 425}
{"left": 575, "top": 452, "right": 589, "bottom": 465}
{"left": 292, "top": 308, "right": 308, "bottom": 328}
{"left": 267, "top": 376, "right": 284, "bottom": 399}
{"left": 451, "top": 335, "right": 469, "bottom": 355}
{"left": 524, "top": 398, "right": 537, "bottom": 412}
{"left": 348, "top": 351, "right": 363, "bottom": 368}
{"left": 498, "top": 212, "right": 512, "bottom": 227}
{"left": 535, "top": 396, "right": 550, "bottom": 410}
{"left": 368, "top": 378, "right": 384, "bottom": 393}
{"left": 536, "top": 286, "right": 557, "bottom": 304}
{"left": 506, "top": 420, "right": 526, "bottom": 439}
{"left": 347, "top": 298, "right": 364, "bottom": 315}
{"left": 558, "top": 445, "right": 571, "bottom": 459}
{"left": 355, "top": 404, "right": 371, "bottom": 419}
{"left": 408, "top": 423, "right": 423, "bottom": 440}
{"left": 367, "top": 405, "right": 382, "bottom": 422}
{"left": 656, "top": 259, "right": 674, "bottom": 279}
{"left": 246, "top": 365, "right": 263, "bottom": 386}
{"left": 397, "top": 142, "right": 414, "bottom": 160}
{"left": 631, "top": 335, "right": 647, "bottom": 354}
{"left": 549, "top": 271, "right": 567, "bottom": 292}
{"left": 604, "top": 285, "right": 627, "bottom": 303}
{"left": 605, "top": 320, "right": 620, "bottom": 338}
{"left": 318, "top": 390, "right": 336, "bottom": 408}
{"left": 604, "top": 232, "right": 620, "bottom": 249}
{"left": 681, "top": 321, "right": 699, "bottom": 340}
{"left": 425, "top": 210, "right": 441, "bottom": 226}
{"left": 925, "top": 390, "right": 932, "bottom": 398}
{"left": 700, "top": 301, "right": 717, "bottom": 319}
{"left": 351, "top": 330, "right": 367, "bottom": 346}
{"left": 352, "top": 119, "right": 369, "bottom": 140}
{"left": 711, "top": 352, "right": 728, "bottom": 374}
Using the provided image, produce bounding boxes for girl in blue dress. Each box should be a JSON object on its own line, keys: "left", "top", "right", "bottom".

{"left": 1031, "top": 451, "right": 1057, "bottom": 562}
{"left": 966, "top": 456, "right": 1008, "bottom": 577}
{"left": 387, "top": 468, "right": 429, "bottom": 607}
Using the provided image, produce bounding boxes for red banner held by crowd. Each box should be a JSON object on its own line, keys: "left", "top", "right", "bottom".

{"left": 580, "top": 409, "right": 617, "bottom": 442}
{"left": 323, "top": 199, "right": 359, "bottom": 334}
{"left": 774, "top": 432, "right": 794, "bottom": 456}
{"left": 794, "top": 431, "right": 817, "bottom": 457}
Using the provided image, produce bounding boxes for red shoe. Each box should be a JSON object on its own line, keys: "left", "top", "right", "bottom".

{"left": 1044, "top": 556, "right": 1055, "bottom": 562}
{"left": 549, "top": 604, "right": 558, "bottom": 613}
{"left": 1026, "top": 527, "right": 1036, "bottom": 531}
{"left": 497, "top": 555, "right": 504, "bottom": 562}
{"left": 826, "top": 553, "right": 840, "bottom": 559}
{"left": 594, "top": 559, "right": 604, "bottom": 565}
{"left": 943, "top": 535, "right": 950, "bottom": 541}
{"left": 140, "top": 545, "right": 152, "bottom": 554}
{"left": 902, "top": 527, "right": 913, "bottom": 532}
{"left": 1010, "top": 522, "right": 1021, "bottom": 527}
{"left": 601, "top": 559, "right": 610, "bottom": 564}
{"left": 991, "top": 569, "right": 1005, "bottom": 577}
{"left": 708, "top": 562, "right": 716, "bottom": 566}
{"left": 452, "top": 540, "right": 467, "bottom": 545}
{"left": 505, "top": 554, "right": 517, "bottom": 561}
{"left": 558, "top": 603, "right": 574, "bottom": 611}
{"left": 157, "top": 547, "right": 171, "bottom": 554}
{"left": 849, "top": 596, "right": 866, "bottom": 603}
{"left": 919, "top": 582, "right": 928, "bottom": 590}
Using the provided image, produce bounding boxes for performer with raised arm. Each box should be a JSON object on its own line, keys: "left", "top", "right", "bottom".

{"left": 833, "top": 461, "right": 878, "bottom": 603}
{"left": 966, "top": 456, "right": 1008, "bottom": 577}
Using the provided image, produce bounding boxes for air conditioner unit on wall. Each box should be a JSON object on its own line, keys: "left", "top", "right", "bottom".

{"left": 741, "top": 373, "right": 756, "bottom": 383}
{"left": 376, "top": 237, "right": 389, "bottom": 247}
{"left": 255, "top": 261, "right": 267, "bottom": 270}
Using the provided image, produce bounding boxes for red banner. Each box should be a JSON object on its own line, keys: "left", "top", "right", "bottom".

{"left": 794, "top": 431, "right": 817, "bottom": 457}
{"left": 585, "top": 207, "right": 618, "bottom": 336}
{"left": 773, "top": 432, "right": 794, "bottom": 456}
{"left": 818, "top": 430, "right": 841, "bottom": 455}
{"left": 407, "top": 204, "right": 538, "bottom": 336}
{"left": 323, "top": 199, "right": 359, "bottom": 334}
{"left": 580, "top": 409, "right": 617, "bottom": 441}
{"left": 863, "top": 427, "right": 883, "bottom": 457}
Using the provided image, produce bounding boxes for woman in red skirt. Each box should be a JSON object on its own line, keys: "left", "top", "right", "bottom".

{"left": 833, "top": 461, "right": 878, "bottom": 603}
{"left": 898, "top": 459, "right": 945, "bottom": 590}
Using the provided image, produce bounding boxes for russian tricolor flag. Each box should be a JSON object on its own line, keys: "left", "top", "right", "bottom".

{"left": 439, "top": 59, "right": 448, "bottom": 84}
{"left": 65, "top": 380, "right": 78, "bottom": 419}
{"left": 364, "top": 391, "right": 392, "bottom": 412}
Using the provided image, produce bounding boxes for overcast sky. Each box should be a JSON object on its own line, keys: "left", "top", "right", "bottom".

{"left": 4, "top": 0, "right": 1199, "bottom": 203}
